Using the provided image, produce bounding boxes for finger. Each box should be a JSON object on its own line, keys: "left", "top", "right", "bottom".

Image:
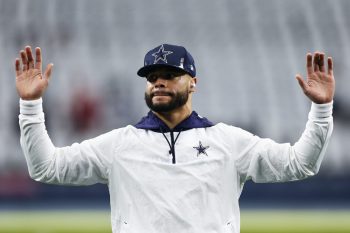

{"left": 296, "top": 74, "right": 308, "bottom": 92}
{"left": 44, "top": 63, "right": 54, "bottom": 81}
{"left": 20, "top": 50, "right": 28, "bottom": 71}
{"left": 327, "top": 57, "right": 333, "bottom": 76}
{"left": 319, "top": 53, "right": 325, "bottom": 72}
{"left": 306, "top": 53, "right": 313, "bottom": 75}
{"left": 15, "top": 58, "right": 22, "bottom": 76}
{"left": 25, "top": 46, "right": 34, "bottom": 69}
{"left": 313, "top": 52, "right": 320, "bottom": 72}
{"left": 35, "top": 47, "right": 42, "bottom": 70}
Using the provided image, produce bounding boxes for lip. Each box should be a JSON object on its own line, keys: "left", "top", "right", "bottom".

{"left": 152, "top": 91, "right": 172, "bottom": 97}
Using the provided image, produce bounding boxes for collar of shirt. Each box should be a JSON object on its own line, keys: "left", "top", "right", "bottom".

{"left": 134, "top": 111, "right": 214, "bottom": 132}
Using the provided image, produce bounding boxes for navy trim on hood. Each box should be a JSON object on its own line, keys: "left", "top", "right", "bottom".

{"left": 134, "top": 111, "right": 214, "bottom": 132}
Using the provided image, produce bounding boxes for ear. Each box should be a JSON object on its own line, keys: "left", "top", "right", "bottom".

{"left": 189, "top": 77, "right": 197, "bottom": 92}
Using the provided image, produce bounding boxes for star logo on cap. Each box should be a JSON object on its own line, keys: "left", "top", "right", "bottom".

{"left": 152, "top": 44, "right": 173, "bottom": 64}
{"left": 193, "top": 141, "right": 209, "bottom": 157}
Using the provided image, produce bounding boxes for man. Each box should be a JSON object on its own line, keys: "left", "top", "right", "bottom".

{"left": 15, "top": 44, "right": 334, "bottom": 233}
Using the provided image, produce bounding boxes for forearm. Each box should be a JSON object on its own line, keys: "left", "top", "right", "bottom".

{"left": 19, "top": 98, "right": 56, "bottom": 181}
{"left": 292, "top": 101, "right": 333, "bottom": 175}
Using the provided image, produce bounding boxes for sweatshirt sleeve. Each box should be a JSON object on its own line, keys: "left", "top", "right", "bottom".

{"left": 235, "top": 101, "right": 333, "bottom": 184}
{"left": 19, "top": 98, "right": 115, "bottom": 185}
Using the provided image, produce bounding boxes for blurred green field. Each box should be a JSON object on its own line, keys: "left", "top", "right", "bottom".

{"left": 0, "top": 209, "right": 350, "bottom": 233}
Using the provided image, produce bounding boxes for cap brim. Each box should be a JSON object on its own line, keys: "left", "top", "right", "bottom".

{"left": 137, "top": 64, "right": 189, "bottom": 77}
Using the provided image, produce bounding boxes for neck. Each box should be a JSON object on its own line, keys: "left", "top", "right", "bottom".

{"left": 153, "top": 102, "right": 192, "bottom": 130}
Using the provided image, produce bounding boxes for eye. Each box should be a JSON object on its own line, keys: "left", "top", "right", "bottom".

{"left": 164, "top": 73, "right": 177, "bottom": 80}
{"left": 146, "top": 72, "right": 185, "bottom": 82}
{"left": 146, "top": 74, "right": 158, "bottom": 83}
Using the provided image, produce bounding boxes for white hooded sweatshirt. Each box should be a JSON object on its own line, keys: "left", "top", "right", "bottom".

{"left": 19, "top": 98, "right": 333, "bottom": 233}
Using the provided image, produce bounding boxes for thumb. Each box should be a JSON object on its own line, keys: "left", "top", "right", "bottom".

{"left": 44, "top": 63, "right": 54, "bottom": 81}
{"left": 296, "top": 74, "right": 308, "bottom": 93}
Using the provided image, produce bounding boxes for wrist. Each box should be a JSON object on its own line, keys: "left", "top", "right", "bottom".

{"left": 308, "top": 100, "right": 333, "bottom": 120}
{"left": 20, "top": 98, "right": 43, "bottom": 115}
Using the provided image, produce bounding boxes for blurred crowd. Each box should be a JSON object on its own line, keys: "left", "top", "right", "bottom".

{"left": 0, "top": 0, "right": 349, "bottom": 202}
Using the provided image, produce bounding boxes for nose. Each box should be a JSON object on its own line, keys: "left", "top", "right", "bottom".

{"left": 153, "top": 77, "right": 167, "bottom": 88}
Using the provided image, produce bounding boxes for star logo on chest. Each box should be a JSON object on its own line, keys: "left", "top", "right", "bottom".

{"left": 152, "top": 44, "right": 173, "bottom": 64}
{"left": 193, "top": 141, "right": 210, "bottom": 157}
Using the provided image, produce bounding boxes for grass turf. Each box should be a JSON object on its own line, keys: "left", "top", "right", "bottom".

{"left": 0, "top": 209, "right": 350, "bottom": 233}
{"left": 240, "top": 209, "right": 350, "bottom": 233}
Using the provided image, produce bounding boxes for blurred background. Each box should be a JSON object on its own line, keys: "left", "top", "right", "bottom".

{"left": 0, "top": 0, "right": 350, "bottom": 232}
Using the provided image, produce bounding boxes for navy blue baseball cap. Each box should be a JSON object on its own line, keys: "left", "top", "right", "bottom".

{"left": 137, "top": 44, "right": 196, "bottom": 78}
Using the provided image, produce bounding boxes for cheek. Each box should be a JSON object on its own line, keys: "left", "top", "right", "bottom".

{"left": 178, "top": 79, "right": 191, "bottom": 90}
{"left": 178, "top": 83, "right": 190, "bottom": 93}
{"left": 145, "top": 83, "right": 152, "bottom": 93}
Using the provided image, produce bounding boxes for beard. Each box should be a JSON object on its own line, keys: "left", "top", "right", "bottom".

{"left": 145, "top": 88, "right": 189, "bottom": 112}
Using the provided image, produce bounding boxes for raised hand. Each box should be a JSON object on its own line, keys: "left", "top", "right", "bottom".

{"left": 296, "top": 52, "right": 335, "bottom": 104}
{"left": 15, "top": 46, "right": 53, "bottom": 100}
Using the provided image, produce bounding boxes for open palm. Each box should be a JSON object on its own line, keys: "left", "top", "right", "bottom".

{"left": 15, "top": 46, "right": 53, "bottom": 100}
{"left": 296, "top": 52, "right": 335, "bottom": 104}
